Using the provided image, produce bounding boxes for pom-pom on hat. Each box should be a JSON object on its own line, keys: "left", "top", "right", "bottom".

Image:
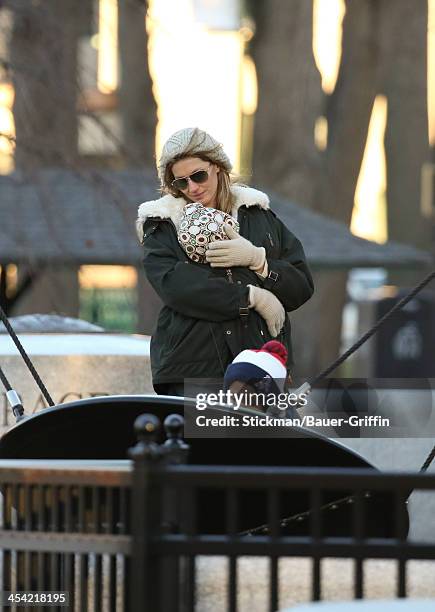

{"left": 223, "top": 341, "right": 288, "bottom": 395}
{"left": 158, "top": 127, "right": 232, "bottom": 184}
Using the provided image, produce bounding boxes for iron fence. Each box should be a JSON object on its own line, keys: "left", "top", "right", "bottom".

{"left": 0, "top": 414, "right": 434, "bottom": 611}
{"left": 0, "top": 462, "right": 132, "bottom": 611}
{"left": 131, "top": 414, "right": 435, "bottom": 612}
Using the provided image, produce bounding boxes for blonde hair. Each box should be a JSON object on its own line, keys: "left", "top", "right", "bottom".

{"left": 162, "top": 154, "right": 235, "bottom": 215}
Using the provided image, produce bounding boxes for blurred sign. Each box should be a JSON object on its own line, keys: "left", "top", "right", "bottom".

{"left": 374, "top": 292, "right": 435, "bottom": 377}
{"left": 0, "top": 333, "right": 153, "bottom": 436}
{"left": 192, "top": 0, "right": 241, "bottom": 30}
{"left": 392, "top": 322, "right": 423, "bottom": 361}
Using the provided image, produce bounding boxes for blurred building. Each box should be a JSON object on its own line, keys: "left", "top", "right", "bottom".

{"left": 0, "top": 168, "right": 431, "bottom": 337}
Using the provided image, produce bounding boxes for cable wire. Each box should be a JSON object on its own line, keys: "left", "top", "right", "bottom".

{"left": 0, "top": 304, "right": 55, "bottom": 406}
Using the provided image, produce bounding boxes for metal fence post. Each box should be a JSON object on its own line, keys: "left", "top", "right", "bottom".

{"left": 162, "top": 414, "right": 190, "bottom": 463}
{"left": 128, "top": 413, "right": 164, "bottom": 612}
{"left": 161, "top": 415, "right": 191, "bottom": 611}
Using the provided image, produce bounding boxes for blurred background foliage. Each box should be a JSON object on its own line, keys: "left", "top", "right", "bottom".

{"left": 0, "top": 0, "right": 433, "bottom": 377}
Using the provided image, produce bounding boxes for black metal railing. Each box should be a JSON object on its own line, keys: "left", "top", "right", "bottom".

{"left": 0, "top": 462, "right": 132, "bottom": 611}
{"left": 0, "top": 414, "right": 435, "bottom": 611}
{"left": 129, "top": 414, "right": 435, "bottom": 612}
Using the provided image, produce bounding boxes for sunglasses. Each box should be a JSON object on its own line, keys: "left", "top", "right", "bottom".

{"left": 171, "top": 164, "right": 212, "bottom": 191}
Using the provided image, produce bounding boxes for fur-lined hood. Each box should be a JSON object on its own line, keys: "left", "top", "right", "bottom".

{"left": 136, "top": 184, "right": 270, "bottom": 241}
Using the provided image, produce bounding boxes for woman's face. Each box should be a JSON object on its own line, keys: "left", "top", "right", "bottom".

{"left": 171, "top": 156, "right": 220, "bottom": 208}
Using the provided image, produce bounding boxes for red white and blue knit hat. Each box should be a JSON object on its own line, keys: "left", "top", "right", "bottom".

{"left": 223, "top": 341, "right": 288, "bottom": 394}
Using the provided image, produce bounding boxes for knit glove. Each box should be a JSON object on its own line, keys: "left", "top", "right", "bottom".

{"left": 205, "top": 225, "right": 266, "bottom": 270}
{"left": 248, "top": 285, "right": 285, "bottom": 338}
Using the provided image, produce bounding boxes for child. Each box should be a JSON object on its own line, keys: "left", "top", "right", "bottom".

{"left": 223, "top": 340, "right": 292, "bottom": 413}
{"left": 177, "top": 202, "right": 239, "bottom": 263}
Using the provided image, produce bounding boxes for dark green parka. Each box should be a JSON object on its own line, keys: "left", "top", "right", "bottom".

{"left": 136, "top": 185, "right": 314, "bottom": 385}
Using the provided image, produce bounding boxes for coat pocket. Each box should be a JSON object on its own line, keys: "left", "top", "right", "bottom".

{"left": 262, "top": 229, "right": 280, "bottom": 259}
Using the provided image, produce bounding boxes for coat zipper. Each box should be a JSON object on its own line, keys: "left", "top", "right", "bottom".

{"left": 267, "top": 232, "right": 274, "bottom": 247}
{"left": 226, "top": 269, "right": 233, "bottom": 283}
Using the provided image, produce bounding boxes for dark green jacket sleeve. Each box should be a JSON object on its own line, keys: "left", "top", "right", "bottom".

{"left": 262, "top": 213, "right": 314, "bottom": 312}
{"left": 142, "top": 222, "right": 249, "bottom": 322}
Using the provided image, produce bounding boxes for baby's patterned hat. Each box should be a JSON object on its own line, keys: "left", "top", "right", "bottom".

{"left": 177, "top": 202, "right": 239, "bottom": 263}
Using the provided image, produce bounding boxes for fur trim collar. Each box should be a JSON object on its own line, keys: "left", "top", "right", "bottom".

{"left": 136, "top": 185, "right": 270, "bottom": 240}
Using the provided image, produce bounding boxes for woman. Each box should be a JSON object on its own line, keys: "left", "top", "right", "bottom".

{"left": 136, "top": 127, "right": 314, "bottom": 396}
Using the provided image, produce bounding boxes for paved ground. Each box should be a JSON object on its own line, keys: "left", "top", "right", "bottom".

{"left": 195, "top": 557, "right": 435, "bottom": 611}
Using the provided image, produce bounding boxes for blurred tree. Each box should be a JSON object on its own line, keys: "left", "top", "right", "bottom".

{"left": 8, "top": 0, "right": 157, "bottom": 169}
{"left": 10, "top": 0, "right": 79, "bottom": 168}
{"left": 118, "top": 1, "right": 160, "bottom": 333}
{"left": 5, "top": 0, "right": 158, "bottom": 324}
{"left": 303, "top": 0, "right": 379, "bottom": 376}
{"left": 6, "top": 0, "right": 80, "bottom": 317}
{"left": 379, "top": 0, "right": 431, "bottom": 285}
{"left": 250, "top": 0, "right": 322, "bottom": 209}
{"left": 249, "top": 0, "right": 430, "bottom": 376}
{"left": 118, "top": 0, "right": 157, "bottom": 168}
{"left": 319, "top": 0, "right": 378, "bottom": 224}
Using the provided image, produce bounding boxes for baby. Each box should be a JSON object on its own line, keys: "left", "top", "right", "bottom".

{"left": 177, "top": 202, "right": 239, "bottom": 263}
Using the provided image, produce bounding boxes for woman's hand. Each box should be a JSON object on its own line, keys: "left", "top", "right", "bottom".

{"left": 205, "top": 225, "right": 265, "bottom": 270}
{"left": 248, "top": 285, "right": 285, "bottom": 338}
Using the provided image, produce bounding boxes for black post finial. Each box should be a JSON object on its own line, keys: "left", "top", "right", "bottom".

{"left": 128, "top": 413, "right": 162, "bottom": 460}
{"left": 135, "top": 413, "right": 160, "bottom": 440}
{"left": 162, "top": 414, "right": 189, "bottom": 463}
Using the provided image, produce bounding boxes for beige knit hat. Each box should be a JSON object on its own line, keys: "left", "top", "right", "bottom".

{"left": 158, "top": 127, "right": 232, "bottom": 184}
